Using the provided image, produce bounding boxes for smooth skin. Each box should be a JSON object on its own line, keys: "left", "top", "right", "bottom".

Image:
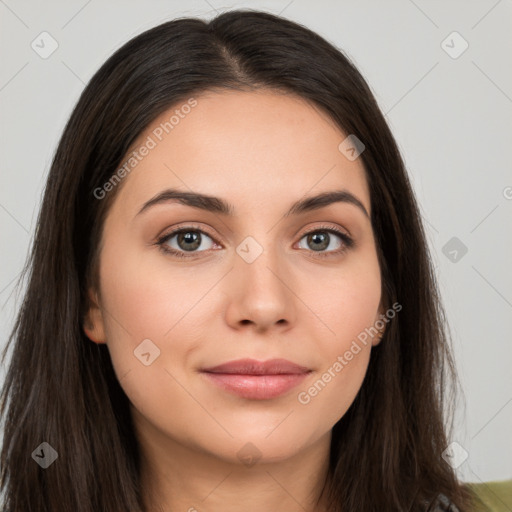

{"left": 84, "top": 89, "right": 385, "bottom": 512}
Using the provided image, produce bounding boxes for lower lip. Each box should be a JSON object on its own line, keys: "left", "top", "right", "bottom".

{"left": 201, "top": 372, "right": 310, "bottom": 400}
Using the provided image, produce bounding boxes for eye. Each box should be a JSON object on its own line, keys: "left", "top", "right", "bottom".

{"left": 296, "top": 225, "right": 354, "bottom": 258}
{"left": 156, "top": 225, "right": 217, "bottom": 258}
{"left": 155, "top": 224, "right": 354, "bottom": 259}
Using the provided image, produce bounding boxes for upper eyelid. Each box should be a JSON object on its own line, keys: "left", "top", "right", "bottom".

{"left": 158, "top": 224, "right": 217, "bottom": 243}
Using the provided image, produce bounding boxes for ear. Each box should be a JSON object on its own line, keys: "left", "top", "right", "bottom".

{"left": 83, "top": 288, "right": 106, "bottom": 344}
{"left": 371, "top": 303, "right": 387, "bottom": 347}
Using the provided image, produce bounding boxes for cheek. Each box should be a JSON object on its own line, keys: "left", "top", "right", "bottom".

{"left": 293, "top": 257, "right": 380, "bottom": 424}
{"left": 96, "top": 246, "right": 208, "bottom": 433}
{"left": 96, "top": 238, "right": 182, "bottom": 380}
{"left": 295, "top": 272, "right": 379, "bottom": 423}
{"left": 301, "top": 251, "right": 382, "bottom": 350}
{"left": 295, "top": 346, "right": 370, "bottom": 440}
{"left": 98, "top": 235, "right": 209, "bottom": 342}
{"left": 96, "top": 237, "right": 222, "bottom": 409}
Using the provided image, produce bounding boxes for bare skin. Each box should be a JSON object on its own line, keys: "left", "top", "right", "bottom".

{"left": 84, "top": 89, "right": 385, "bottom": 512}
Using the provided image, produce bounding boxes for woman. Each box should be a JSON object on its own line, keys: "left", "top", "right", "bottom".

{"left": 0, "top": 9, "right": 480, "bottom": 512}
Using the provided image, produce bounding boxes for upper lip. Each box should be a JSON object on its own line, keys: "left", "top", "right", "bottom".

{"left": 201, "top": 358, "right": 311, "bottom": 375}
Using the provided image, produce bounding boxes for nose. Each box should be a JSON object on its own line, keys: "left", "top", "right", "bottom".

{"left": 223, "top": 241, "right": 297, "bottom": 333}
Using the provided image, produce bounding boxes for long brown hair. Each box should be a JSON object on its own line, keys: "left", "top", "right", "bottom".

{"left": 0, "top": 9, "right": 479, "bottom": 511}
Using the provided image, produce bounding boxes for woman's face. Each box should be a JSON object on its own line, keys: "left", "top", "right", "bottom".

{"left": 85, "top": 89, "right": 384, "bottom": 466}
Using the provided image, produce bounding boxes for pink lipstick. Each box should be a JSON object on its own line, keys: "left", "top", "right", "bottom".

{"left": 200, "top": 358, "right": 312, "bottom": 400}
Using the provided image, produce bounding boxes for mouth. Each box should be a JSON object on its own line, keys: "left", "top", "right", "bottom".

{"left": 200, "top": 358, "right": 312, "bottom": 400}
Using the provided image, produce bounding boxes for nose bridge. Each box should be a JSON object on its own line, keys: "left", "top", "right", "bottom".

{"left": 224, "top": 231, "right": 295, "bottom": 330}
{"left": 234, "top": 232, "right": 285, "bottom": 291}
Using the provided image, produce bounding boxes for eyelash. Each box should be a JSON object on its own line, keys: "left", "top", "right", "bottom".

{"left": 155, "top": 224, "right": 354, "bottom": 260}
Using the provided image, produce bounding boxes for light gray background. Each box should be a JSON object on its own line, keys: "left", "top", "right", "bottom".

{"left": 0, "top": 0, "right": 511, "bottom": 484}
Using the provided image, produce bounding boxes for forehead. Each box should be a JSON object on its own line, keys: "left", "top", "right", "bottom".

{"left": 111, "top": 89, "right": 371, "bottom": 218}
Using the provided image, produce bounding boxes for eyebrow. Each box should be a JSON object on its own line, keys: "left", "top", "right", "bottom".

{"left": 136, "top": 188, "right": 370, "bottom": 219}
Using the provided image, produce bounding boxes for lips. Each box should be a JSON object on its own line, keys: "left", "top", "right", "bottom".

{"left": 200, "top": 358, "right": 312, "bottom": 400}
{"left": 202, "top": 358, "right": 311, "bottom": 375}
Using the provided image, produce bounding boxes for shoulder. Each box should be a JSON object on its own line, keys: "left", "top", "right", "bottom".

{"left": 425, "top": 493, "right": 460, "bottom": 511}
{"left": 432, "top": 493, "right": 459, "bottom": 512}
